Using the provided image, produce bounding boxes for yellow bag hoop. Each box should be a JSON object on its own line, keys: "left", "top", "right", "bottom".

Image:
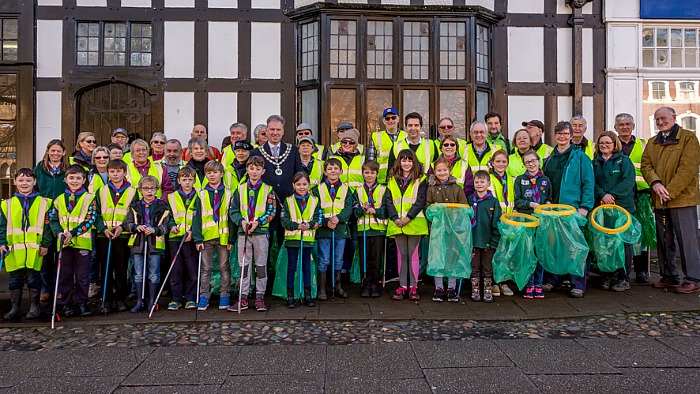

{"left": 590, "top": 204, "right": 631, "bottom": 234}
{"left": 440, "top": 203, "right": 470, "bottom": 208}
{"left": 501, "top": 212, "right": 539, "bottom": 228}
{"left": 534, "top": 204, "right": 577, "bottom": 216}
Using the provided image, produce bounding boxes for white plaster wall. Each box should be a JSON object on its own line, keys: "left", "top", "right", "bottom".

{"left": 37, "top": 0, "right": 62, "bottom": 5}
{"left": 252, "top": 0, "right": 279, "bottom": 7}
{"left": 76, "top": 0, "right": 107, "bottom": 6}
{"left": 556, "top": 0, "right": 592, "bottom": 14}
{"left": 208, "top": 0, "right": 237, "bottom": 7}
{"left": 208, "top": 92, "right": 238, "bottom": 144}
{"left": 37, "top": 20, "right": 63, "bottom": 78}
{"left": 35, "top": 91, "right": 62, "bottom": 160}
{"left": 557, "top": 96, "right": 595, "bottom": 139}
{"left": 380, "top": 0, "right": 410, "bottom": 4}
{"left": 208, "top": 22, "right": 238, "bottom": 79}
{"left": 608, "top": 25, "right": 639, "bottom": 69}
{"left": 164, "top": 22, "right": 195, "bottom": 78}
{"left": 583, "top": 28, "right": 593, "bottom": 84}
{"left": 121, "top": 0, "right": 151, "bottom": 7}
{"left": 251, "top": 93, "right": 281, "bottom": 130}
{"left": 607, "top": 78, "right": 640, "bottom": 132}
{"left": 604, "top": 0, "right": 640, "bottom": 21}
{"left": 165, "top": 0, "right": 195, "bottom": 7}
{"left": 508, "top": 27, "right": 544, "bottom": 82}
{"left": 508, "top": 0, "right": 543, "bottom": 14}
{"left": 508, "top": 96, "right": 544, "bottom": 135}
{"left": 164, "top": 92, "right": 195, "bottom": 144}
{"left": 250, "top": 23, "right": 281, "bottom": 79}
{"left": 557, "top": 28, "right": 572, "bottom": 83}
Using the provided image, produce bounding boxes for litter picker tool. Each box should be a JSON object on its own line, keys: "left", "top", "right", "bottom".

{"left": 51, "top": 235, "right": 65, "bottom": 329}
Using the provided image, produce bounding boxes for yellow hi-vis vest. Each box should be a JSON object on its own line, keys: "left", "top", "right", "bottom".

{"left": 318, "top": 182, "right": 348, "bottom": 220}
{"left": 445, "top": 159, "right": 470, "bottom": 188}
{"left": 238, "top": 182, "right": 273, "bottom": 230}
{"left": 434, "top": 138, "right": 467, "bottom": 159}
{"left": 386, "top": 176, "right": 428, "bottom": 237}
{"left": 284, "top": 195, "right": 319, "bottom": 243}
{"left": 330, "top": 154, "right": 364, "bottom": 190}
{"left": 372, "top": 130, "right": 406, "bottom": 184}
{"left": 193, "top": 173, "right": 211, "bottom": 192}
{"left": 127, "top": 161, "right": 165, "bottom": 198}
{"left": 536, "top": 143, "right": 554, "bottom": 161}
{"left": 199, "top": 187, "right": 232, "bottom": 245}
{"left": 99, "top": 184, "right": 137, "bottom": 232}
{"left": 167, "top": 191, "right": 198, "bottom": 238}
{"left": 224, "top": 166, "right": 246, "bottom": 190}
{"left": 304, "top": 158, "right": 324, "bottom": 188}
{"left": 88, "top": 173, "right": 106, "bottom": 194}
{"left": 464, "top": 143, "right": 495, "bottom": 172}
{"left": 357, "top": 184, "right": 388, "bottom": 232}
{"left": 312, "top": 144, "right": 326, "bottom": 161}
{"left": 2, "top": 196, "right": 51, "bottom": 271}
{"left": 627, "top": 137, "right": 649, "bottom": 191}
{"left": 489, "top": 173, "right": 515, "bottom": 213}
{"left": 392, "top": 138, "right": 435, "bottom": 175}
{"left": 127, "top": 206, "right": 169, "bottom": 250}
{"left": 331, "top": 142, "right": 365, "bottom": 156}
{"left": 576, "top": 139, "right": 595, "bottom": 160}
{"left": 55, "top": 192, "right": 95, "bottom": 250}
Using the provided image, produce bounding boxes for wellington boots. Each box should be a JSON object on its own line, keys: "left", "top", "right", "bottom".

{"left": 334, "top": 271, "right": 348, "bottom": 299}
{"left": 3, "top": 289, "right": 22, "bottom": 321}
{"left": 130, "top": 282, "right": 144, "bottom": 313}
{"left": 304, "top": 287, "right": 315, "bottom": 307}
{"left": 483, "top": 278, "right": 494, "bottom": 303}
{"left": 470, "top": 278, "right": 481, "bottom": 302}
{"left": 286, "top": 288, "right": 296, "bottom": 308}
{"left": 147, "top": 282, "right": 159, "bottom": 312}
{"left": 360, "top": 278, "right": 371, "bottom": 298}
{"left": 317, "top": 272, "right": 328, "bottom": 301}
{"left": 26, "top": 288, "right": 41, "bottom": 320}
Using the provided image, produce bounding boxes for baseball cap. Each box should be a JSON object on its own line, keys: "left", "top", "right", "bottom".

{"left": 297, "top": 137, "right": 315, "bottom": 145}
{"left": 112, "top": 128, "right": 127, "bottom": 137}
{"left": 337, "top": 121, "right": 354, "bottom": 131}
{"left": 522, "top": 120, "right": 545, "bottom": 130}
{"left": 233, "top": 141, "right": 253, "bottom": 151}
{"left": 295, "top": 123, "right": 313, "bottom": 133}
{"left": 382, "top": 107, "right": 398, "bottom": 117}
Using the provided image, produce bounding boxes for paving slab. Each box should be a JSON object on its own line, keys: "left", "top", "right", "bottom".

{"left": 564, "top": 290, "right": 629, "bottom": 314}
{"left": 0, "top": 351, "right": 58, "bottom": 387}
{"left": 326, "top": 378, "right": 432, "bottom": 394}
{"left": 529, "top": 373, "right": 643, "bottom": 393}
{"left": 411, "top": 340, "right": 513, "bottom": 368}
{"left": 122, "top": 346, "right": 239, "bottom": 386}
{"left": 221, "top": 374, "right": 324, "bottom": 394}
{"left": 231, "top": 345, "right": 326, "bottom": 375}
{"left": 658, "top": 337, "right": 700, "bottom": 363}
{"left": 465, "top": 299, "right": 527, "bottom": 320}
{"left": 494, "top": 339, "right": 618, "bottom": 374}
{"left": 511, "top": 296, "right": 578, "bottom": 319}
{"left": 423, "top": 367, "right": 537, "bottom": 393}
{"left": 316, "top": 302, "right": 371, "bottom": 320}
{"left": 32, "top": 347, "right": 152, "bottom": 377}
{"left": 326, "top": 342, "right": 423, "bottom": 380}
{"left": 575, "top": 338, "right": 700, "bottom": 368}
{"left": 114, "top": 384, "right": 221, "bottom": 393}
{"left": 367, "top": 298, "right": 424, "bottom": 319}
{"left": 5, "top": 376, "right": 123, "bottom": 394}
{"left": 621, "top": 368, "right": 700, "bottom": 391}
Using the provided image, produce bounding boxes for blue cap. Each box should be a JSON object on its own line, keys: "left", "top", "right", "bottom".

{"left": 382, "top": 107, "right": 398, "bottom": 117}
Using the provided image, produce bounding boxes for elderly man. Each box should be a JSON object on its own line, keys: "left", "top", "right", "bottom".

{"left": 220, "top": 122, "right": 249, "bottom": 169}
{"left": 465, "top": 121, "right": 494, "bottom": 172}
{"left": 641, "top": 106, "right": 700, "bottom": 294}
{"left": 182, "top": 124, "right": 221, "bottom": 161}
{"left": 126, "top": 139, "right": 174, "bottom": 197}
{"left": 367, "top": 107, "right": 406, "bottom": 183}
{"left": 614, "top": 113, "right": 651, "bottom": 283}
{"left": 570, "top": 115, "right": 595, "bottom": 159}
{"left": 296, "top": 123, "right": 327, "bottom": 160}
{"left": 111, "top": 128, "right": 131, "bottom": 161}
{"left": 485, "top": 111, "right": 511, "bottom": 153}
{"left": 522, "top": 119, "right": 553, "bottom": 160}
{"left": 162, "top": 139, "right": 185, "bottom": 190}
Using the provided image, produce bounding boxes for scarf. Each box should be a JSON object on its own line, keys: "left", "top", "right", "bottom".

{"left": 65, "top": 187, "right": 86, "bottom": 213}
{"left": 325, "top": 179, "right": 340, "bottom": 200}
{"left": 471, "top": 191, "right": 494, "bottom": 228}
{"left": 48, "top": 162, "right": 61, "bottom": 176}
{"left": 177, "top": 188, "right": 196, "bottom": 209}
{"left": 108, "top": 181, "right": 131, "bottom": 205}
{"left": 496, "top": 173, "right": 509, "bottom": 203}
{"left": 140, "top": 198, "right": 157, "bottom": 225}
{"left": 247, "top": 179, "right": 263, "bottom": 221}
{"left": 204, "top": 184, "right": 225, "bottom": 221}
{"left": 528, "top": 170, "right": 543, "bottom": 204}
{"left": 14, "top": 192, "right": 40, "bottom": 231}
{"left": 294, "top": 192, "right": 309, "bottom": 213}
{"left": 364, "top": 182, "right": 378, "bottom": 208}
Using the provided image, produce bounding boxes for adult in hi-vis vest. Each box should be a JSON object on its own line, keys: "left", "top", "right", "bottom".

{"left": 523, "top": 119, "right": 554, "bottom": 162}
{"left": 614, "top": 113, "right": 651, "bottom": 284}
{"left": 570, "top": 115, "right": 596, "bottom": 160}
{"left": 368, "top": 107, "right": 406, "bottom": 184}
{"left": 465, "top": 121, "right": 495, "bottom": 173}
{"left": 126, "top": 139, "right": 174, "bottom": 198}
{"left": 388, "top": 112, "right": 438, "bottom": 176}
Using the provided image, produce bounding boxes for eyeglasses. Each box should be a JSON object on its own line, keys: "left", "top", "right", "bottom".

{"left": 113, "top": 135, "right": 127, "bottom": 140}
{"left": 439, "top": 125, "right": 454, "bottom": 130}
{"left": 598, "top": 141, "right": 613, "bottom": 146}
{"left": 384, "top": 116, "right": 397, "bottom": 121}
{"left": 555, "top": 132, "right": 571, "bottom": 136}
{"left": 524, "top": 159, "right": 539, "bottom": 165}
{"left": 140, "top": 186, "right": 158, "bottom": 191}
{"left": 442, "top": 143, "right": 456, "bottom": 148}
{"left": 95, "top": 156, "right": 109, "bottom": 160}
{"left": 341, "top": 140, "right": 356, "bottom": 145}
{"left": 152, "top": 140, "right": 165, "bottom": 145}
{"left": 85, "top": 139, "right": 96, "bottom": 144}
{"left": 297, "top": 131, "right": 312, "bottom": 136}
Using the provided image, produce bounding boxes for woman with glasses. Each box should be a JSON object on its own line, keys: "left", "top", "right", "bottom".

{"left": 149, "top": 132, "right": 168, "bottom": 163}
{"left": 70, "top": 132, "right": 97, "bottom": 170}
{"left": 434, "top": 118, "right": 467, "bottom": 157}
{"left": 434, "top": 135, "right": 474, "bottom": 197}
{"left": 88, "top": 146, "right": 111, "bottom": 193}
{"left": 592, "top": 131, "right": 636, "bottom": 293}
{"left": 506, "top": 129, "right": 534, "bottom": 178}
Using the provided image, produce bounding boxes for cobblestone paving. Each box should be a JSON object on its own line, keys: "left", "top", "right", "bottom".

{"left": 1, "top": 312, "right": 698, "bottom": 351}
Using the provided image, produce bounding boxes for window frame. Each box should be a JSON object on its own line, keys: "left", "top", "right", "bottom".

{"left": 641, "top": 25, "right": 700, "bottom": 69}
{"left": 74, "top": 21, "right": 153, "bottom": 68}
{"left": 0, "top": 17, "right": 18, "bottom": 62}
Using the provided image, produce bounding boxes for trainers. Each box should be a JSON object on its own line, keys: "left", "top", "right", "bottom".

{"left": 88, "top": 283, "right": 100, "bottom": 298}
{"left": 255, "top": 298, "right": 267, "bottom": 312}
{"left": 501, "top": 284, "right": 514, "bottom": 296}
{"left": 392, "top": 286, "right": 407, "bottom": 301}
{"left": 601, "top": 277, "right": 612, "bottom": 291}
{"left": 197, "top": 296, "right": 209, "bottom": 311}
{"left": 612, "top": 280, "right": 630, "bottom": 292}
{"left": 492, "top": 284, "right": 501, "bottom": 297}
{"left": 167, "top": 302, "right": 181, "bottom": 311}
{"left": 219, "top": 296, "right": 230, "bottom": 310}
{"left": 227, "top": 298, "right": 248, "bottom": 312}
{"left": 635, "top": 272, "right": 649, "bottom": 284}
{"left": 447, "top": 288, "right": 459, "bottom": 302}
{"left": 184, "top": 301, "right": 196, "bottom": 310}
{"left": 569, "top": 288, "right": 584, "bottom": 298}
{"left": 409, "top": 286, "right": 420, "bottom": 301}
{"left": 432, "top": 287, "right": 445, "bottom": 302}
{"left": 542, "top": 283, "right": 554, "bottom": 292}
{"left": 653, "top": 278, "right": 681, "bottom": 288}
{"left": 534, "top": 286, "right": 545, "bottom": 299}
{"left": 523, "top": 286, "right": 534, "bottom": 299}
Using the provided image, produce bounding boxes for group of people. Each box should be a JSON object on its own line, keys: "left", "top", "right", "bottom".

{"left": 1, "top": 105, "right": 699, "bottom": 321}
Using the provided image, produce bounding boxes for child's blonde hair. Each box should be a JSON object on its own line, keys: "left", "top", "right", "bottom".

{"left": 138, "top": 175, "right": 159, "bottom": 189}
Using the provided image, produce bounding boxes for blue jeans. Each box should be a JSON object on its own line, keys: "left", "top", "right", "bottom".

{"left": 317, "top": 237, "right": 345, "bottom": 272}
{"left": 526, "top": 263, "right": 544, "bottom": 288}
{"left": 286, "top": 246, "right": 312, "bottom": 288}
{"left": 8, "top": 268, "right": 40, "bottom": 290}
{"left": 132, "top": 253, "right": 161, "bottom": 284}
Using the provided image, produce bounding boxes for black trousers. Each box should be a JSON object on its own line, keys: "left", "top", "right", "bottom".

{"left": 358, "top": 234, "right": 386, "bottom": 286}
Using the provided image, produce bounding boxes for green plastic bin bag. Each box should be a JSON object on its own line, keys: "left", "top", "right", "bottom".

{"left": 587, "top": 205, "right": 642, "bottom": 273}
{"left": 210, "top": 243, "right": 237, "bottom": 296}
{"left": 493, "top": 213, "right": 538, "bottom": 290}
{"left": 534, "top": 204, "right": 589, "bottom": 277}
{"left": 635, "top": 193, "right": 657, "bottom": 250}
{"left": 425, "top": 203, "right": 474, "bottom": 280}
{"left": 272, "top": 241, "right": 318, "bottom": 299}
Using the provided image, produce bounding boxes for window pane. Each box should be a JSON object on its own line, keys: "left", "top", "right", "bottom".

{"left": 367, "top": 20, "right": 393, "bottom": 80}
{"left": 657, "top": 49, "right": 669, "bottom": 67}
{"left": 403, "top": 89, "right": 430, "bottom": 136}
{"left": 685, "top": 49, "right": 697, "bottom": 67}
{"left": 0, "top": 74, "right": 17, "bottom": 198}
{"left": 439, "top": 90, "right": 467, "bottom": 140}
{"left": 301, "top": 89, "right": 319, "bottom": 142}
{"left": 685, "top": 29, "right": 697, "bottom": 47}
{"left": 656, "top": 28, "right": 668, "bottom": 46}
{"left": 403, "top": 21, "right": 430, "bottom": 80}
{"left": 2, "top": 41, "right": 17, "bottom": 61}
{"left": 366, "top": 89, "right": 393, "bottom": 138}
{"left": 642, "top": 28, "right": 654, "bottom": 47}
{"left": 671, "top": 29, "right": 683, "bottom": 47}
{"left": 330, "top": 89, "right": 356, "bottom": 143}
{"left": 476, "top": 91, "right": 490, "bottom": 131}
{"left": 642, "top": 48, "right": 654, "bottom": 67}
{"left": 329, "top": 20, "right": 356, "bottom": 79}
{"left": 2, "top": 19, "right": 17, "bottom": 40}
{"left": 440, "top": 22, "right": 467, "bottom": 80}
{"left": 476, "top": 25, "right": 490, "bottom": 83}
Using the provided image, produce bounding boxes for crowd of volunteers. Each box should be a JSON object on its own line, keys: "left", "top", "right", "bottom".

{"left": 1, "top": 105, "right": 698, "bottom": 321}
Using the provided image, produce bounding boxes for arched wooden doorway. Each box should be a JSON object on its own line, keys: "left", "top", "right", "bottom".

{"left": 76, "top": 81, "right": 156, "bottom": 146}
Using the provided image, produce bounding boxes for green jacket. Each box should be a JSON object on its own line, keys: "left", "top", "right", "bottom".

{"left": 543, "top": 145, "right": 595, "bottom": 212}
{"left": 34, "top": 162, "right": 67, "bottom": 199}
{"left": 593, "top": 151, "right": 636, "bottom": 214}
{"left": 513, "top": 173, "right": 553, "bottom": 214}
{"left": 467, "top": 193, "right": 501, "bottom": 249}
{"left": 280, "top": 195, "right": 323, "bottom": 248}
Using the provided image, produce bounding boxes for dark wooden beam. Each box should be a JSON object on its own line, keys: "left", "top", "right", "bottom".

{"left": 572, "top": 5, "right": 584, "bottom": 116}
